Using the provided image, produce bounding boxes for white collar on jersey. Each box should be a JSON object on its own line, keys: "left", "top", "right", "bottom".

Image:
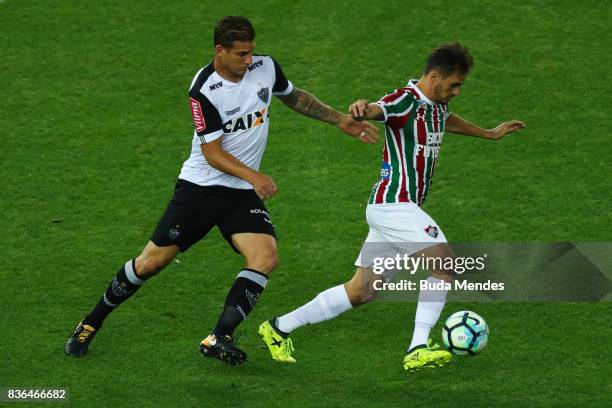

{"left": 407, "top": 79, "right": 434, "bottom": 105}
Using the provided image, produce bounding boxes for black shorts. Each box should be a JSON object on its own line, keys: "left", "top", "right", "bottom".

{"left": 151, "top": 179, "right": 276, "bottom": 252}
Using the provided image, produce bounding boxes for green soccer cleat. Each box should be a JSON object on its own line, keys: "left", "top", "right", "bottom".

{"left": 258, "top": 320, "right": 296, "bottom": 364}
{"left": 403, "top": 340, "right": 452, "bottom": 371}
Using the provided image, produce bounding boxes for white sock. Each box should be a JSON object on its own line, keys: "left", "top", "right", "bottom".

{"left": 276, "top": 285, "right": 352, "bottom": 334}
{"left": 408, "top": 276, "right": 448, "bottom": 351}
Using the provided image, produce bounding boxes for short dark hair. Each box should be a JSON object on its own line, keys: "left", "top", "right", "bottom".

{"left": 214, "top": 16, "right": 255, "bottom": 48}
{"left": 424, "top": 42, "right": 473, "bottom": 77}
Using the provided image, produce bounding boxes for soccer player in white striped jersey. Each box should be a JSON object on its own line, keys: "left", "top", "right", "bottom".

{"left": 259, "top": 42, "right": 524, "bottom": 370}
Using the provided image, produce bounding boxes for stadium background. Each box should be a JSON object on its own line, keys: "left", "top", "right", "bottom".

{"left": 1, "top": 0, "right": 610, "bottom": 406}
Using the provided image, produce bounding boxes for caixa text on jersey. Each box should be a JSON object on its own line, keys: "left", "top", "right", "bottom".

{"left": 223, "top": 108, "right": 267, "bottom": 133}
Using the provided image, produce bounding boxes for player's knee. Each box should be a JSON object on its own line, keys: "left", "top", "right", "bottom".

{"left": 259, "top": 254, "right": 279, "bottom": 274}
{"left": 359, "top": 284, "right": 378, "bottom": 305}
{"left": 344, "top": 280, "right": 376, "bottom": 307}
{"left": 246, "top": 252, "right": 279, "bottom": 275}
{"left": 134, "top": 242, "right": 178, "bottom": 278}
{"left": 135, "top": 253, "right": 171, "bottom": 278}
{"left": 268, "top": 252, "right": 280, "bottom": 271}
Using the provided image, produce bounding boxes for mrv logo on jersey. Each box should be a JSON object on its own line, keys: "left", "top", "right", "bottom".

{"left": 223, "top": 108, "right": 267, "bottom": 133}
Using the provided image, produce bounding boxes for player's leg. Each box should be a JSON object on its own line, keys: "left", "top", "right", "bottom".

{"left": 259, "top": 207, "right": 392, "bottom": 363}
{"left": 83, "top": 241, "right": 179, "bottom": 328}
{"left": 200, "top": 191, "right": 278, "bottom": 365}
{"left": 65, "top": 179, "right": 209, "bottom": 357}
{"left": 276, "top": 265, "right": 378, "bottom": 333}
{"left": 199, "top": 233, "right": 277, "bottom": 365}
{"left": 401, "top": 207, "right": 454, "bottom": 370}
{"left": 259, "top": 266, "right": 381, "bottom": 363}
{"left": 403, "top": 242, "right": 454, "bottom": 371}
{"left": 270, "top": 219, "right": 389, "bottom": 338}
{"left": 65, "top": 241, "right": 178, "bottom": 357}
{"left": 213, "top": 232, "right": 278, "bottom": 337}
{"left": 352, "top": 202, "right": 452, "bottom": 370}
{"left": 407, "top": 242, "right": 454, "bottom": 352}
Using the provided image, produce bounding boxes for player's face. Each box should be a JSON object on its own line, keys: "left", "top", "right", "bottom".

{"left": 219, "top": 40, "right": 256, "bottom": 78}
{"left": 433, "top": 72, "right": 467, "bottom": 103}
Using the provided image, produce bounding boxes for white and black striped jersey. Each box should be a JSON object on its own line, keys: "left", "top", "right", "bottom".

{"left": 178, "top": 55, "right": 293, "bottom": 189}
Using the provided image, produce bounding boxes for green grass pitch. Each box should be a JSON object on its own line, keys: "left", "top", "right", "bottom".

{"left": 1, "top": 0, "right": 611, "bottom": 406}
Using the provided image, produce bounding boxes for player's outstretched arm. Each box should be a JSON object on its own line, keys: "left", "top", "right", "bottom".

{"left": 445, "top": 113, "right": 525, "bottom": 140}
{"left": 277, "top": 87, "right": 379, "bottom": 144}
{"left": 201, "top": 139, "right": 277, "bottom": 200}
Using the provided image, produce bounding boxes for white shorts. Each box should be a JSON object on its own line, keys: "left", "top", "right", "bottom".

{"left": 355, "top": 202, "right": 447, "bottom": 272}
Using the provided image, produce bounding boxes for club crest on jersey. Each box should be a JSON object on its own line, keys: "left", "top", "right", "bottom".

{"left": 257, "top": 87, "right": 270, "bottom": 103}
{"left": 424, "top": 225, "right": 439, "bottom": 238}
{"left": 223, "top": 108, "right": 267, "bottom": 133}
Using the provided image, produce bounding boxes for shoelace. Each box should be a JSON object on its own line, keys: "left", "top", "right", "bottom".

{"left": 409, "top": 341, "right": 441, "bottom": 359}
{"left": 218, "top": 335, "right": 234, "bottom": 350}
{"left": 283, "top": 338, "right": 294, "bottom": 355}
{"left": 426, "top": 339, "right": 441, "bottom": 350}
{"left": 77, "top": 327, "right": 94, "bottom": 343}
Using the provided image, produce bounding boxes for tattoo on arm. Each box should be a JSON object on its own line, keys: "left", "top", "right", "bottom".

{"left": 278, "top": 87, "right": 342, "bottom": 125}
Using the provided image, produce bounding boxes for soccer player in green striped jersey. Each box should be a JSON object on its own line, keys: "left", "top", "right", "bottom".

{"left": 259, "top": 42, "right": 524, "bottom": 370}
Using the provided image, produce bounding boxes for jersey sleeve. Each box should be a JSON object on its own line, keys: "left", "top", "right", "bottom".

{"left": 188, "top": 88, "right": 223, "bottom": 144}
{"left": 375, "top": 88, "right": 415, "bottom": 128}
{"left": 271, "top": 57, "right": 293, "bottom": 96}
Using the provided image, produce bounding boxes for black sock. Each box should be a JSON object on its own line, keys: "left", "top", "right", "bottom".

{"left": 82, "top": 259, "right": 145, "bottom": 329}
{"left": 213, "top": 269, "right": 268, "bottom": 337}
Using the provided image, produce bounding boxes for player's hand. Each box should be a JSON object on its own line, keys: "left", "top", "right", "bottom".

{"left": 349, "top": 99, "right": 370, "bottom": 121}
{"left": 488, "top": 120, "right": 526, "bottom": 140}
{"left": 249, "top": 172, "right": 277, "bottom": 200}
{"left": 338, "top": 114, "right": 379, "bottom": 144}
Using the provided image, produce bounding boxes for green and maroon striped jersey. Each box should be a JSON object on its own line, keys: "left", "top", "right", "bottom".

{"left": 369, "top": 80, "right": 450, "bottom": 206}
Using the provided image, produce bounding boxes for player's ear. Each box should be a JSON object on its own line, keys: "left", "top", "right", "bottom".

{"left": 429, "top": 70, "right": 441, "bottom": 84}
{"left": 215, "top": 44, "right": 224, "bottom": 57}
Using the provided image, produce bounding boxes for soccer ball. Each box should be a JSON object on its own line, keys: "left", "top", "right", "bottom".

{"left": 442, "top": 310, "right": 489, "bottom": 355}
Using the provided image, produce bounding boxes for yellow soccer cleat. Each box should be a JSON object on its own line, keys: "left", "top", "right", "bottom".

{"left": 403, "top": 340, "right": 452, "bottom": 371}
{"left": 258, "top": 320, "right": 296, "bottom": 364}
